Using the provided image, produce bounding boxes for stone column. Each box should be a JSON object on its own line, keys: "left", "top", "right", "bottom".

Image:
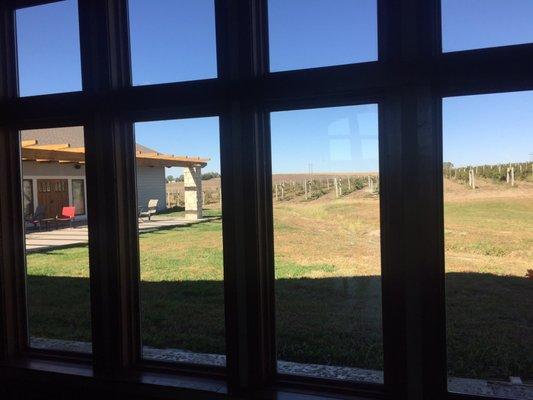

{"left": 184, "top": 166, "right": 203, "bottom": 220}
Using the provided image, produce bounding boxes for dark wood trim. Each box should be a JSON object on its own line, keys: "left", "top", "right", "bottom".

{"left": 0, "top": 2, "right": 27, "bottom": 362}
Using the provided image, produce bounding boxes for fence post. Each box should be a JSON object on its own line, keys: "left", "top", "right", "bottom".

{"left": 281, "top": 184, "right": 285, "bottom": 200}
{"left": 334, "top": 178, "right": 339, "bottom": 198}
{"left": 275, "top": 184, "right": 278, "bottom": 201}
{"left": 511, "top": 167, "right": 515, "bottom": 186}
{"left": 348, "top": 177, "right": 351, "bottom": 191}
{"left": 304, "top": 180, "right": 308, "bottom": 200}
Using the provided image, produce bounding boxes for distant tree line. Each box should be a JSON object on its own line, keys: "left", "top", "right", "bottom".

{"left": 166, "top": 171, "right": 220, "bottom": 183}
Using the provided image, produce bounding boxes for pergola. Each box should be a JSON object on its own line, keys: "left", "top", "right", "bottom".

{"left": 21, "top": 139, "right": 209, "bottom": 168}
{"left": 21, "top": 139, "right": 209, "bottom": 220}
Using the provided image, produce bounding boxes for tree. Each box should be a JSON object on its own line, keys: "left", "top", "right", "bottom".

{"left": 166, "top": 175, "right": 175, "bottom": 183}
{"left": 202, "top": 171, "right": 221, "bottom": 180}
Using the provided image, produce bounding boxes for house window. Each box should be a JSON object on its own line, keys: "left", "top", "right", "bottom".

{"left": 128, "top": 0, "right": 217, "bottom": 85}
{"left": 134, "top": 117, "right": 225, "bottom": 366}
{"left": 441, "top": 0, "right": 533, "bottom": 52}
{"left": 268, "top": 0, "right": 378, "bottom": 71}
{"left": 20, "top": 126, "right": 92, "bottom": 354}
{"left": 443, "top": 91, "right": 533, "bottom": 398}
{"left": 22, "top": 179, "right": 34, "bottom": 218}
{"left": 15, "top": 0, "right": 82, "bottom": 96}
{"left": 271, "top": 104, "right": 383, "bottom": 383}
{"left": 1, "top": 0, "right": 532, "bottom": 399}
{"left": 71, "top": 179, "right": 86, "bottom": 216}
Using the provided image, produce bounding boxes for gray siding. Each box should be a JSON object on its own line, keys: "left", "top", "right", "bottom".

{"left": 136, "top": 166, "right": 166, "bottom": 211}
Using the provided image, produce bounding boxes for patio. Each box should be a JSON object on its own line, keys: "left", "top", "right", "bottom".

{"left": 25, "top": 216, "right": 216, "bottom": 253}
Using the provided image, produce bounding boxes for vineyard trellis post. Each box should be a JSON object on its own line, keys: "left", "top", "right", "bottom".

{"left": 468, "top": 168, "right": 475, "bottom": 189}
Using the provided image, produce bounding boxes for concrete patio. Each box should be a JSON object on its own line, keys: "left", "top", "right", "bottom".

{"left": 25, "top": 216, "right": 217, "bottom": 253}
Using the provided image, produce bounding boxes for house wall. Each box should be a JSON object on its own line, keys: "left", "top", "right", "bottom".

{"left": 23, "top": 161, "right": 86, "bottom": 177}
{"left": 22, "top": 162, "right": 167, "bottom": 218}
{"left": 136, "top": 166, "right": 166, "bottom": 211}
{"left": 22, "top": 161, "right": 87, "bottom": 219}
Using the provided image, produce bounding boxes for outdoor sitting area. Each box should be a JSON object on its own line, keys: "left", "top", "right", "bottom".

{"left": 25, "top": 205, "right": 78, "bottom": 231}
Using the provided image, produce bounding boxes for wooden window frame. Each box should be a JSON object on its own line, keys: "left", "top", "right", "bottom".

{"left": 0, "top": 0, "right": 532, "bottom": 399}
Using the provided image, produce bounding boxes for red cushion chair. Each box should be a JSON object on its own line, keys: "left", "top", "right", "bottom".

{"left": 56, "top": 206, "right": 76, "bottom": 227}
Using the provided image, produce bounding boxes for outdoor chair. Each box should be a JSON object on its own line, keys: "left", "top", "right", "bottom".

{"left": 139, "top": 199, "right": 159, "bottom": 222}
{"left": 25, "top": 205, "right": 45, "bottom": 230}
{"left": 56, "top": 206, "right": 76, "bottom": 228}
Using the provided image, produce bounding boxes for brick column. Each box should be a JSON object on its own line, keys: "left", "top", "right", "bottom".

{"left": 184, "top": 166, "right": 203, "bottom": 220}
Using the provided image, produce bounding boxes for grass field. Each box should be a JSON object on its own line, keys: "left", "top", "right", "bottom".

{"left": 25, "top": 177, "right": 533, "bottom": 381}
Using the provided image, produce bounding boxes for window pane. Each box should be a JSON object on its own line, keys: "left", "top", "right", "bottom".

{"left": 16, "top": 0, "right": 82, "bottom": 97}
{"left": 134, "top": 117, "right": 225, "bottom": 366}
{"left": 268, "top": 0, "right": 377, "bottom": 72}
{"left": 22, "top": 179, "right": 34, "bottom": 218}
{"left": 443, "top": 92, "right": 533, "bottom": 398}
{"left": 271, "top": 105, "right": 383, "bottom": 383}
{"left": 21, "top": 126, "right": 91, "bottom": 353}
{"left": 128, "top": 0, "right": 217, "bottom": 85}
{"left": 72, "top": 179, "right": 86, "bottom": 215}
{"left": 442, "top": 0, "right": 533, "bottom": 52}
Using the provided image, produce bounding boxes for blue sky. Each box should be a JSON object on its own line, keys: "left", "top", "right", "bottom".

{"left": 15, "top": 0, "right": 533, "bottom": 174}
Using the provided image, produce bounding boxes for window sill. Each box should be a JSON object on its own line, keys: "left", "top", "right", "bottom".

{"left": 0, "top": 357, "right": 384, "bottom": 400}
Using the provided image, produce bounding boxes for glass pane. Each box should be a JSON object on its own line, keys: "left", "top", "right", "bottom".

{"left": 271, "top": 105, "right": 383, "bottom": 383}
{"left": 442, "top": 0, "right": 533, "bottom": 52}
{"left": 443, "top": 91, "right": 533, "bottom": 398}
{"left": 22, "top": 179, "right": 34, "bottom": 218}
{"left": 134, "top": 117, "right": 225, "bottom": 366}
{"left": 72, "top": 179, "right": 86, "bottom": 215}
{"left": 21, "top": 126, "right": 92, "bottom": 353}
{"left": 128, "top": 0, "right": 217, "bottom": 85}
{"left": 16, "top": 0, "right": 82, "bottom": 97}
{"left": 268, "top": 0, "right": 377, "bottom": 72}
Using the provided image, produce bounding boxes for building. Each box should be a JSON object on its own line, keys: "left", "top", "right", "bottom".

{"left": 21, "top": 127, "right": 207, "bottom": 221}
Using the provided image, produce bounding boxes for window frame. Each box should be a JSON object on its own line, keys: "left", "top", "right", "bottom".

{"left": 0, "top": 0, "right": 532, "bottom": 399}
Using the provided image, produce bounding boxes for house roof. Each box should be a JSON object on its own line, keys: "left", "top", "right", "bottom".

{"left": 21, "top": 126, "right": 209, "bottom": 168}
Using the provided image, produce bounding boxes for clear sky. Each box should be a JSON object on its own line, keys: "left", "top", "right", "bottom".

{"left": 14, "top": 0, "right": 533, "bottom": 175}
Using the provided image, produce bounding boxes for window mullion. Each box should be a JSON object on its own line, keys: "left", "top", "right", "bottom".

{"left": 394, "top": 0, "right": 446, "bottom": 399}
{"left": 78, "top": 0, "right": 137, "bottom": 376}
{"left": 216, "top": 0, "right": 274, "bottom": 393}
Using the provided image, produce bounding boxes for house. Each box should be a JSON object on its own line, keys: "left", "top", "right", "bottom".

{"left": 21, "top": 127, "right": 207, "bottom": 222}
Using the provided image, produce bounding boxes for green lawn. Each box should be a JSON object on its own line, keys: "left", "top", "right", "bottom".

{"left": 25, "top": 194, "right": 533, "bottom": 380}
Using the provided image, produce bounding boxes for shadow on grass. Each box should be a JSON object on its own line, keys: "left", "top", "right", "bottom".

{"left": 26, "top": 273, "right": 532, "bottom": 380}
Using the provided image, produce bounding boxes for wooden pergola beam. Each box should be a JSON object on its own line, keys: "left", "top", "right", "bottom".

{"left": 21, "top": 142, "right": 208, "bottom": 167}
{"left": 25, "top": 143, "right": 70, "bottom": 150}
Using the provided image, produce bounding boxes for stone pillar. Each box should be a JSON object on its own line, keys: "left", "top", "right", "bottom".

{"left": 184, "top": 166, "right": 203, "bottom": 220}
